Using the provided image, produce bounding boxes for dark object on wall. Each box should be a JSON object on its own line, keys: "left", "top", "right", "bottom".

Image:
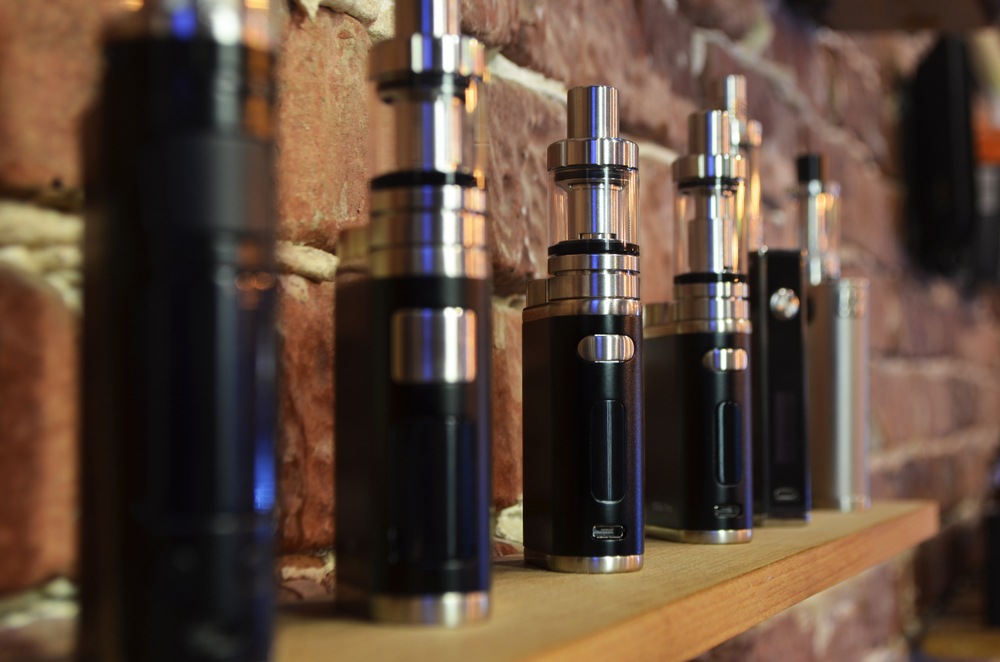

{"left": 784, "top": 0, "right": 990, "bottom": 30}
{"left": 797, "top": 154, "right": 872, "bottom": 513}
{"left": 79, "top": 3, "right": 278, "bottom": 661}
{"left": 645, "top": 109, "right": 753, "bottom": 545}
{"left": 903, "top": 36, "right": 978, "bottom": 277}
{"left": 986, "top": 453, "right": 1000, "bottom": 626}
{"left": 521, "top": 86, "right": 644, "bottom": 574}
{"left": 334, "top": 0, "right": 493, "bottom": 626}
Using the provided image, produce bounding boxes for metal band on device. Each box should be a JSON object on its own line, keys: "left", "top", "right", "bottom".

{"left": 524, "top": 549, "right": 643, "bottom": 574}
{"left": 644, "top": 526, "right": 752, "bottom": 544}
{"left": 370, "top": 591, "right": 490, "bottom": 626}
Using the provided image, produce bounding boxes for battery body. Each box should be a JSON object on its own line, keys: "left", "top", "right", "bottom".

{"left": 80, "top": 37, "right": 276, "bottom": 662}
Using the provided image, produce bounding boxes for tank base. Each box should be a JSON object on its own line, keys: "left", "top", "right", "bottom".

{"left": 524, "top": 548, "right": 643, "bottom": 574}
{"left": 645, "top": 526, "right": 752, "bottom": 544}
{"left": 369, "top": 591, "right": 490, "bottom": 627}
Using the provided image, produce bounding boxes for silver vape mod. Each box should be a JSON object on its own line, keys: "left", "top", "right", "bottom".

{"left": 712, "top": 76, "right": 812, "bottom": 525}
{"left": 522, "top": 86, "right": 643, "bottom": 574}
{"left": 81, "top": 2, "right": 279, "bottom": 660}
{"left": 798, "top": 154, "right": 871, "bottom": 512}
{"left": 644, "top": 109, "right": 753, "bottom": 544}
{"left": 334, "top": 0, "right": 492, "bottom": 626}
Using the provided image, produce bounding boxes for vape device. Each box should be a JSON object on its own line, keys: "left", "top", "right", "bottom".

{"left": 644, "top": 109, "right": 753, "bottom": 544}
{"left": 522, "top": 86, "right": 643, "bottom": 574}
{"left": 80, "top": 2, "right": 278, "bottom": 660}
{"left": 798, "top": 154, "right": 871, "bottom": 512}
{"left": 334, "top": 0, "right": 493, "bottom": 625}
{"left": 711, "top": 76, "right": 812, "bottom": 525}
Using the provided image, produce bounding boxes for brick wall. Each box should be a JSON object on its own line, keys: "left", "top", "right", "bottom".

{"left": 0, "top": 0, "right": 995, "bottom": 659}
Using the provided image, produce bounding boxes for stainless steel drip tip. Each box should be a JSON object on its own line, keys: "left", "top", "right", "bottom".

{"left": 335, "top": 0, "right": 493, "bottom": 626}
{"left": 798, "top": 154, "right": 871, "bottom": 513}
{"left": 522, "top": 85, "right": 644, "bottom": 573}
{"left": 644, "top": 109, "right": 753, "bottom": 544}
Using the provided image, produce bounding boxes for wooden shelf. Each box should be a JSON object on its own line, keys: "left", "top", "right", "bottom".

{"left": 276, "top": 500, "right": 939, "bottom": 662}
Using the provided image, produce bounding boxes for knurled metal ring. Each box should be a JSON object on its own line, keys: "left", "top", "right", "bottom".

{"left": 370, "top": 34, "right": 486, "bottom": 79}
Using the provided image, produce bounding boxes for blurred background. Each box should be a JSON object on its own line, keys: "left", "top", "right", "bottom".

{"left": 3, "top": 0, "right": 1000, "bottom": 659}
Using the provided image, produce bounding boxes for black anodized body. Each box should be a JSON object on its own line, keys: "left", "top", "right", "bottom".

{"left": 749, "top": 249, "right": 811, "bottom": 522}
{"left": 645, "top": 329, "right": 752, "bottom": 533}
{"left": 80, "top": 38, "right": 275, "bottom": 662}
{"left": 522, "top": 312, "right": 644, "bottom": 559}
{"left": 335, "top": 272, "right": 493, "bottom": 599}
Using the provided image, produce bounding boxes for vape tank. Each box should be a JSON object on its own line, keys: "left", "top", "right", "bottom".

{"left": 797, "top": 154, "right": 871, "bottom": 512}
{"left": 80, "top": 2, "right": 278, "bottom": 660}
{"left": 644, "top": 109, "right": 753, "bottom": 544}
{"left": 335, "top": 0, "right": 493, "bottom": 625}
{"left": 522, "top": 86, "right": 643, "bottom": 574}
{"left": 712, "top": 76, "right": 812, "bottom": 525}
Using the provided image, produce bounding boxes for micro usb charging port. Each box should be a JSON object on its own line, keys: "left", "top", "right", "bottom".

{"left": 592, "top": 525, "right": 625, "bottom": 540}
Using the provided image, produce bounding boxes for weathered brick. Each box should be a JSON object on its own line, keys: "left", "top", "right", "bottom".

{"left": 485, "top": 77, "right": 563, "bottom": 295}
{"left": 675, "top": 0, "right": 768, "bottom": 42}
{"left": 492, "top": 296, "right": 524, "bottom": 510}
{"left": 636, "top": 152, "right": 676, "bottom": 305}
{"left": 276, "top": 9, "right": 371, "bottom": 253}
{"left": 870, "top": 364, "right": 958, "bottom": 447}
{"left": 460, "top": 0, "right": 520, "bottom": 47}
{"left": 276, "top": 274, "right": 335, "bottom": 552}
{"left": 896, "top": 278, "right": 961, "bottom": 357}
{"left": 504, "top": 0, "right": 695, "bottom": 150}
{"left": 0, "top": 0, "right": 126, "bottom": 197}
{"left": 0, "top": 266, "right": 76, "bottom": 593}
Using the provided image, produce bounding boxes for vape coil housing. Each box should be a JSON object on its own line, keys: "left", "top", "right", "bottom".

{"left": 522, "top": 86, "right": 643, "bottom": 574}
{"left": 798, "top": 155, "right": 871, "bottom": 512}
{"left": 335, "top": 0, "right": 493, "bottom": 625}
{"left": 712, "top": 76, "right": 812, "bottom": 525}
{"left": 644, "top": 109, "right": 753, "bottom": 544}
{"left": 80, "top": 2, "right": 278, "bottom": 659}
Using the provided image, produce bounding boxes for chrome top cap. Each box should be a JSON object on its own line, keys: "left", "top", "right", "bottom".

{"left": 547, "top": 86, "right": 638, "bottom": 170}
{"left": 674, "top": 110, "right": 745, "bottom": 184}
{"left": 114, "top": 0, "right": 280, "bottom": 50}
{"left": 395, "top": 0, "right": 459, "bottom": 38}
{"left": 370, "top": 0, "right": 485, "bottom": 80}
{"left": 710, "top": 75, "right": 748, "bottom": 123}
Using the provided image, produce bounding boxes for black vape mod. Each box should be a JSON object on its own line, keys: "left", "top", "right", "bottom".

{"left": 334, "top": 0, "right": 493, "bottom": 625}
{"left": 710, "top": 76, "right": 812, "bottom": 525}
{"left": 522, "top": 86, "right": 643, "bottom": 574}
{"left": 644, "top": 109, "right": 753, "bottom": 544}
{"left": 798, "top": 154, "right": 871, "bottom": 512}
{"left": 80, "top": 2, "right": 278, "bottom": 660}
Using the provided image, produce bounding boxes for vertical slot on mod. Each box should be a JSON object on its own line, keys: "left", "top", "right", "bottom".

{"left": 590, "top": 400, "right": 625, "bottom": 502}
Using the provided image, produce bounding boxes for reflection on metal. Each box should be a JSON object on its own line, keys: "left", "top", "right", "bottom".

{"left": 769, "top": 287, "right": 801, "bottom": 320}
{"left": 390, "top": 308, "right": 477, "bottom": 384}
{"left": 577, "top": 334, "right": 635, "bottom": 363}
{"left": 524, "top": 549, "right": 643, "bottom": 574}
{"left": 645, "top": 526, "right": 752, "bottom": 544}
{"left": 370, "top": 591, "right": 490, "bottom": 627}
{"left": 701, "top": 348, "right": 748, "bottom": 372}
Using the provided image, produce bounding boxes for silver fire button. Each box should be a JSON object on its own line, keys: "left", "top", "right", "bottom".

{"left": 702, "top": 348, "right": 748, "bottom": 372}
{"left": 769, "top": 288, "right": 800, "bottom": 321}
{"left": 577, "top": 334, "right": 635, "bottom": 363}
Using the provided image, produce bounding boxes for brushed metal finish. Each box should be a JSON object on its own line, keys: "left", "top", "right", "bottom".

{"left": 546, "top": 138, "right": 639, "bottom": 170}
{"left": 546, "top": 272, "right": 640, "bottom": 301}
{"left": 808, "top": 279, "right": 870, "bottom": 513}
{"left": 523, "top": 298, "right": 642, "bottom": 322}
{"left": 644, "top": 318, "right": 753, "bottom": 338}
{"left": 369, "top": 211, "right": 486, "bottom": 248}
{"left": 548, "top": 253, "right": 640, "bottom": 274}
{"left": 577, "top": 334, "right": 636, "bottom": 363}
{"left": 371, "top": 185, "right": 486, "bottom": 214}
{"left": 701, "top": 347, "right": 748, "bottom": 372}
{"left": 644, "top": 526, "right": 752, "bottom": 544}
{"left": 370, "top": 591, "right": 490, "bottom": 626}
{"left": 524, "top": 549, "right": 643, "bottom": 574}
{"left": 370, "top": 34, "right": 486, "bottom": 78}
{"left": 371, "top": 246, "right": 489, "bottom": 279}
{"left": 394, "top": 0, "right": 458, "bottom": 38}
{"left": 390, "top": 307, "right": 477, "bottom": 384}
{"left": 567, "top": 85, "right": 618, "bottom": 139}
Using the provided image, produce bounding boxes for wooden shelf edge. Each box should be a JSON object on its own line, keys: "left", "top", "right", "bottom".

{"left": 527, "top": 500, "right": 940, "bottom": 662}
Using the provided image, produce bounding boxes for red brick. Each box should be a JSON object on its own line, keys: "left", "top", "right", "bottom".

{"left": 637, "top": 154, "right": 676, "bottom": 305}
{"left": 504, "top": 0, "right": 695, "bottom": 150}
{"left": 460, "top": 0, "right": 520, "bottom": 47}
{"left": 675, "top": 0, "right": 767, "bottom": 41}
{"left": 276, "top": 9, "right": 371, "bottom": 253}
{"left": 0, "top": 266, "right": 76, "bottom": 593}
{"left": 870, "top": 365, "right": 957, "bottom": 447}
{"left": 485, "top": 77, "right": 564, "bottom": 295}
{"left": 492, "top": 296, "right": 524, "bottom": 510}
{"left": 0, "top": 0, "right": 127, "bottom": 196}
{"left": 276, "top": 274, "right": 335, "bottom": 552}
{"left": 896, "top": 279, "right": 961, "bottom": 357}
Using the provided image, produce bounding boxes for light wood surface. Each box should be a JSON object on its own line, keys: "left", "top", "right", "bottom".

{"left": 276, "top": 500, "right": 938, "bottom": 662}
{"left": 922, "top": 581, "right": 1000, "bottom": 661}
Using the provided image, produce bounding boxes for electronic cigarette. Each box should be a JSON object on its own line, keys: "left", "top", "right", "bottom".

{"left": 334, "top": 0, "right": 492, "bottom": 625}
{"left": 644, "top": 109, "right": 753, "bottom": 544}
{"left": 798, "top": 154, "right": 871, "bottom": 512}
{"left": 711, "top": 76, "right": 812, "bottom": 525}
{"left": 522, "top": 86, "right": 643, "bottom": 574}
{"left": 80, "top": 2, "right": 278, "bottom": 660}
